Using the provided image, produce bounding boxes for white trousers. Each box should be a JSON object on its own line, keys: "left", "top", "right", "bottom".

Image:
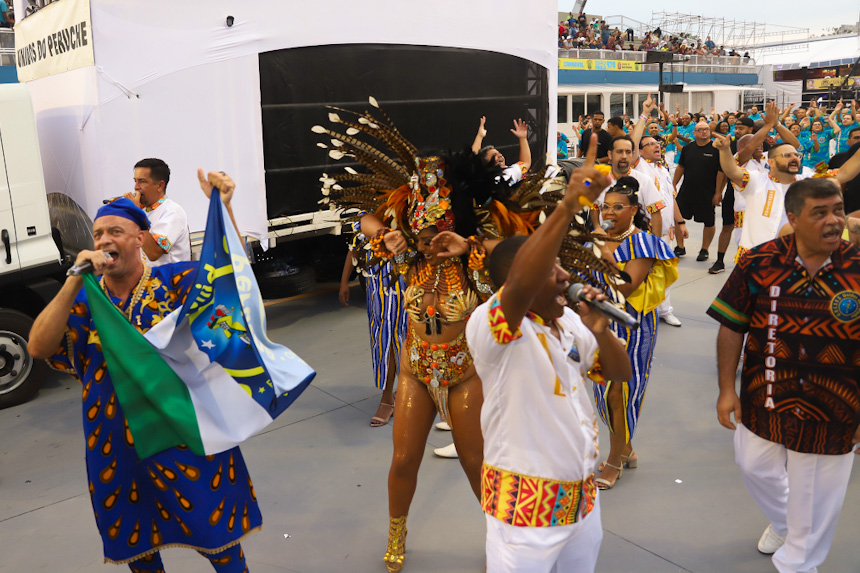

{"left": 658, "top": 233, "right": 674, "bottom": 316}
{"left": 734, "top": 424, "right": 854, "bottom": 573}
{"left": 485, "top": 497, "right": 602, "bottom": 573}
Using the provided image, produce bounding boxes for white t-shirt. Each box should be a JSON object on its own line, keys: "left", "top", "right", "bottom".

{"left": 733, "top": 156, "right": 766, "bottom": 214}
{"left": 633, "top": 159, "right": 674, "bottom": 236}
{"left": 596, "top": 169, "right": 664, "bottom": 226}
{"left": 144, "top": 197, "right": 191, "bottom": 266}
{"left": 736, "top": 170, "right": 810, "bottom": 250}
{"left": 466, "top": 293, "right": 600, "bottom": 483}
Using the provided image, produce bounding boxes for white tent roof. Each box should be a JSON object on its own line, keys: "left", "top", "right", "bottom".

{"left": 753, "top": 35, "right": 860, "bottom": 68}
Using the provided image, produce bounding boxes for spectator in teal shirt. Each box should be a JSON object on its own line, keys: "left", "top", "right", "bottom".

{"left": 0, "top": 0, "right": 13, "bottom": 28}
{"left": 788, "top": 123, "right": 812, "bottom": 155}
{"left": 835, "top": 106, "right": 857, "bottom": 153}
{"left": 676, "top": 114, "right": 695, "bottom": 148}
{"left": 557, "top": 131, "right": 570, "bottom": 160}
{"left": 802, "top": 118, "right": 840, "bottom": 169}
{"left": 746, "top": 106, "right": 762, "bottom": 122}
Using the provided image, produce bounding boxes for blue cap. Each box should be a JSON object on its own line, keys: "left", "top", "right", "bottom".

{"left": 95, "top": 198, "right": 150, "bottom": 230}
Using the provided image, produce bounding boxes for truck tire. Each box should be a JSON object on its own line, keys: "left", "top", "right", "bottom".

{"left": 0, "top": 309, "right": 46, "bottom": 409}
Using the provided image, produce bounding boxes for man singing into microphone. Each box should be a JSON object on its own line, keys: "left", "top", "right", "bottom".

{"left": 463, "top": 139, "right": 632, "bottom": 572}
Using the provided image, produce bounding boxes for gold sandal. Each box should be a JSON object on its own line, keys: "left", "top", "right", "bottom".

{"left": 595, "top": 461, "right": 623, "bottom": 490}
{"left": 383, "top": 515, "right": 407, "bottom": 572}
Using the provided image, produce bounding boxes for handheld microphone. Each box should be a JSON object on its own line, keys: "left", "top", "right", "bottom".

{"left": 568, "top": 283, "right": 639, "bottom": 330}
{"left": 600, "top": 220, "right": 615, "bottom": 232}
{"left": 67, "top": 252, "right": 113, "bottom": 276}
{"left": 103, "top": 192, "right": 137, "bottom": 204}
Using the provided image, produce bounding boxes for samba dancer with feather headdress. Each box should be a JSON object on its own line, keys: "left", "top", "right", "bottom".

{"left": 316, "top": 100, "right": 628, "bottom": 572}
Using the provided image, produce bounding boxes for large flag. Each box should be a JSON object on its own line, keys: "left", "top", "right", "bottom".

{"left": 83, "top": 191, "right": 315, "bottom": 459}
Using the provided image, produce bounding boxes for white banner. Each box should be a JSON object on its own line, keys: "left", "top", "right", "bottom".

{"left": 14, "top": 0, "right": 93, "bottom": 83}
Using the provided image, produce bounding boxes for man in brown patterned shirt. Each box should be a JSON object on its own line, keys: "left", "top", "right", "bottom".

{"left": 707, "top": 177, "right": 860, "bottom": 572}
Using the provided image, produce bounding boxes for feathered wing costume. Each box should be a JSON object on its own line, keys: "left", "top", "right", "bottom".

{"left": 314, "top": 97, "right": 625, "bottom": 297}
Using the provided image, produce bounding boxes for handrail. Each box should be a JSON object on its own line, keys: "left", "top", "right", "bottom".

{"left": 557, "top": 49, "right": 757, "bottom": 74}
{"left": 0, "top": 29, "right": 13, "bottom": 67}
{"left": 558, "top": 48, "right": 755, "bottom": 67}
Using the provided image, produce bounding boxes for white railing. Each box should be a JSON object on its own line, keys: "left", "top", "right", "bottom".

{"left": 0, "top": 29, "right": 14, "bottom": 66}
{"left": 557, "top": 48, "right": 757, "bottom": 74}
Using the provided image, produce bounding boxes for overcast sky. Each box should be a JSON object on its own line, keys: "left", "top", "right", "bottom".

{"left": 557, "top": 1, "right": 858, "bottom": 36}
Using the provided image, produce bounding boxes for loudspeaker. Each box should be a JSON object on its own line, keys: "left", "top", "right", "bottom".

{"left": 645, "top": 51, "right": 674, "bottom": 64}
{"left": 660, "top": 83, "right": 684, "bottom": 93}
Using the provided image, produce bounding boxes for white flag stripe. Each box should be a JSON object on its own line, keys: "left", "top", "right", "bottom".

{"left": 145, "top": 309, "right": 273, "bottom": 455}
{"left": 221, "top": 201, "right": 315, "bottom": 395}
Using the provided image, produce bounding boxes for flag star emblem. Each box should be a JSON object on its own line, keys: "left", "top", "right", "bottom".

{"left": 201, "top": 339, "right": 216, "bottom": 349}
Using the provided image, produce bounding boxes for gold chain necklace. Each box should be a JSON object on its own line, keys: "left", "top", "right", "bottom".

{"left": 100, "top": 264, "right": 151, "bottom": 321}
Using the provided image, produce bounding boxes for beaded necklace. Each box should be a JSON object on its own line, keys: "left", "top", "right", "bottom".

{"left": 608, "top": 221, "right": 637, "bottom": 242}
{"left": 99, "top": 263, "right": 151, "bottom": 321}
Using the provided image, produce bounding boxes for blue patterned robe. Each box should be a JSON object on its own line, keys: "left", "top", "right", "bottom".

{"left": 47, "top": 262, "right": 262, "bottom": 564}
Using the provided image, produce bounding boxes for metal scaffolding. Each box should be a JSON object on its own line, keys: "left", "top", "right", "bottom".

{"left": 648, "top": 11, "right": 809, "bottom": 50}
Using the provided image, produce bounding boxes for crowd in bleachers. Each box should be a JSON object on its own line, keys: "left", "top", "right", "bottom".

{"left": 559, "top": 12, "right": 751, "bottom": 59}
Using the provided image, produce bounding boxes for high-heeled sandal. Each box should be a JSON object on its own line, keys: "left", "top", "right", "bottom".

{"left": 383, "top": 515, "right": 408, "bottom": 572}
{"left": 595, "top": 461, "right": 623, "bottom": 490}
{"left": 370, "top": 402, "right": 395, "bottom": 427}
{"left": 621, "top": 451, "right": 638, "bottom": 469}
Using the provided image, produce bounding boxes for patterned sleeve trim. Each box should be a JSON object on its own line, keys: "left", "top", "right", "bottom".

{"left": 586, "top": 350, "right": 605, "bottom": 385}
{"left": 646, "top": 199, "right": 667, "bottom": 215}
{"left": 151, "top": 232, "right": 172, "bottom": 253}
{"left": 735, "top": 169, "right": 751, "bottom": 192}
{"left": 707, "top": 298, "right": 751, "bottom": 331}
{"left": 487, "top": 287, "right": 523, "bottom": 345}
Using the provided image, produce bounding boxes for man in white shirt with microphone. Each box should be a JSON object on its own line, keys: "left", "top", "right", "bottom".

{"left": 466, "top": 138, "right": 632, "bottom": 572}
{"left": 123, "top": 158, "right": 191, "bottom": 266}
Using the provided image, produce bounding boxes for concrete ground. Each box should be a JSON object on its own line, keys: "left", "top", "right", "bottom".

{"left": 2, "top": 226, "right": 859, "bottom": 573}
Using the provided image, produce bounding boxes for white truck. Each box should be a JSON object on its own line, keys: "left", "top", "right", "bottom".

{"left": 0, "top": 83, "right": 68, "bottom": 408}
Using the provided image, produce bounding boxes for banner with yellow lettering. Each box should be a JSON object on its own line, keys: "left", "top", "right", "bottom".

{"left": 806, "top": 77, "right": 859, "bottom": 90}
{"left": 559, "top": 58, "right": 643, "bottom": 72}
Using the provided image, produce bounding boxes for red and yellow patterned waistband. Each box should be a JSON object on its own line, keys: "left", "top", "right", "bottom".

{"left": 481, "top": 463, "right": 596, "bottom": 527}
{"left": 734, "top": 245, "right": 748, "bottom": 264}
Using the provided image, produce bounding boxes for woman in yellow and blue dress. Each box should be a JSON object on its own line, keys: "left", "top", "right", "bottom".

{"left": 590, "top": 176, "right": 678, "bottom": 490}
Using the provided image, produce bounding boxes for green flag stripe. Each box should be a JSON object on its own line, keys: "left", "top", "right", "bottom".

{"left": 83, "top": 273, "right": 205, "bottom": 459}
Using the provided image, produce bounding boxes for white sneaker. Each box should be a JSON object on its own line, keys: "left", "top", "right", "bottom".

{"left": 435, "top": 421, "right": 452, "bottom": 431}
{"left": 660, "top": 313, "right": 682, "bottom": 327}
{"left": 433, "top": 443, "right": 458, "bottom": 458}
{"left": 757, "top": 524, "right": 786, "bottom": 554}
